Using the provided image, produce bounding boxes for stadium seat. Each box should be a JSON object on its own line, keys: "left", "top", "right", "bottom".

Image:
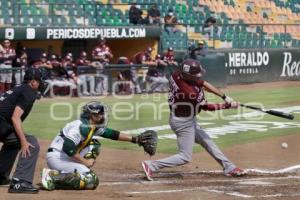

{"left": 0, "top": 0, "right": 298, "bottom": 50}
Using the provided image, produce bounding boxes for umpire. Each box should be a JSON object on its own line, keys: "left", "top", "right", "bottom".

{"left": 0, "top": 68, "right": 44, "bottom": 193}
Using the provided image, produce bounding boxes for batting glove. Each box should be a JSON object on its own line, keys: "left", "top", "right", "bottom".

{"left": 229, "top": 101, "right": 240, "bottom": 108}
{"left": 222, "top": 95, "right": 234, "bottom": 104}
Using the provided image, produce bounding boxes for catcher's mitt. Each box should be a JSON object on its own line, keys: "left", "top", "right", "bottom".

{"left": 133, "top": 130, "right": 158, "bottom": 156}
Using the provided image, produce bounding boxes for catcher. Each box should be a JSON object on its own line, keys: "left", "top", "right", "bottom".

{"left": 41, "top": 101, "right": 157, "bottom": 190}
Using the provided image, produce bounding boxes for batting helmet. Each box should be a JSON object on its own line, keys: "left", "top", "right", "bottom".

{"left": 98, "top": 37, "right": 106, "bottom": 44}
{"left": 80, "top": 51, "right": 87, "bottom": 58}
{"left": 41, "top": 52, "right": 47, "bottom": 59}
{"left": 50, "top": 54, "right": 57, "bottom": 60}
{"left": 181, "top": 59, "right": 206, "bottom": 77}
{"left": 147, "top": 47, "right": 153, "bottom": 53}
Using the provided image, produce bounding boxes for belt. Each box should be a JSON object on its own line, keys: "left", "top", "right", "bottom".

{"left": 169, "top": 106, "right": 195, "bottom": 118}
{"left": 47, "top": 131, "right": 66, "bottom": 153}
{"left": 47, "top": 147, "right": 61, "bottom": 153}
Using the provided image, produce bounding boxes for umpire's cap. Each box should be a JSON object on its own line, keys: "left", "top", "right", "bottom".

{"left": 23, "top": 68, "right": 43, "bottom": 83}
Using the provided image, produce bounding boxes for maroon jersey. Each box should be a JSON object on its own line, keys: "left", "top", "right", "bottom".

{"left": 15, "top": 54, "right": 27, "bottom": 67}
{"left": 0, "top": 47, "right": 16, "bottom": 64}
{"left": 163, "top": 52, "right": 175, "bottom": 62}
{"left": 168, "top": 71, "right": 205, "bottom": 117}
{"left": 75, "top": 58, "right": 90, "bottom": 66}
{"left": 75, "top": 58, "right": 94, "bottom": 75}
{"left": 132, "top": 51, "right": 152, "bottom": 64}
{"left": 33, "top": 60, "right": 51, "bottom": 68}
{"left": 92, "top": 45, "right": 112, "bottom": 63}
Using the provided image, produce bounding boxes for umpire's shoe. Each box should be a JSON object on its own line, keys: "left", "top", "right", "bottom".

{"left": 8, "top": 178, "right": 39, "bottom": 194}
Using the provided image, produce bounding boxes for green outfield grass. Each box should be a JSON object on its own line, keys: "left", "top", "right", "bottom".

{"left": 23, "top": 84, "right": 300, "bottom": 154}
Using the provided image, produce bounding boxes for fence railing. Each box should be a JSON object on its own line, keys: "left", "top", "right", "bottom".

{"left": 0, "top": 63, "right": 177, "bottom": 96}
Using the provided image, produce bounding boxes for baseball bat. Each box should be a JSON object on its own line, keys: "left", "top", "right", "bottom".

{"left": 240, "top": 104, "right": 294, "bottom": 120}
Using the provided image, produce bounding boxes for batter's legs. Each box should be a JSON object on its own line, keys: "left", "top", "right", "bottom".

{"left": 194, "top": 124, "right": 236, "bottom": 173}
{"left": 146, "top": 116, "right": 195, "bottom": 172}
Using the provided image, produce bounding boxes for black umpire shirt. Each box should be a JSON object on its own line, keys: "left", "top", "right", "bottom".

{"left": 0, "top": 84, "right": 37, "bottom": 124}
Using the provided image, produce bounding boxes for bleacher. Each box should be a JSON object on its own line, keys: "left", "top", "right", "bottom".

{"left": 0, "top": 0, "right": 300, "bottom": 49}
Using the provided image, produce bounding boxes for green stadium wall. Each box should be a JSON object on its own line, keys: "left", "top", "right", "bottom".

{"left": 195, "top": 49, "right": 300, "bottom": 86}
{"left": 223, "top": 49, "right": 300, "bottom": 84}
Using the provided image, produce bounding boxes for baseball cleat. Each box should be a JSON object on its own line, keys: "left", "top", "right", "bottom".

{"left": 8, "top": 178, "right": 39, "bottom": 194}
{"left": 225, "top": 167, "right": 246, "bottom": 177}
{"left": 142, "top": 161, "right": 153, "bottom": 181}
{"left": 41, "top": 168, "right": 55, "bottom": 191}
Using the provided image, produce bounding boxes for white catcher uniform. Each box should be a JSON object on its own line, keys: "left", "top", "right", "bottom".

{"left": 47, "top": 119, "right": 113, "bottom": 174}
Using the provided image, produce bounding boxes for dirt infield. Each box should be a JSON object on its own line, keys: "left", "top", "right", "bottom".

{"left": 1, "top": 133, "right": 300, "bottom": 200}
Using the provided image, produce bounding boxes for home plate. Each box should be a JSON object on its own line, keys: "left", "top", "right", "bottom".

{"left": 237, "top": 180, "right": 274, "bottom": 185}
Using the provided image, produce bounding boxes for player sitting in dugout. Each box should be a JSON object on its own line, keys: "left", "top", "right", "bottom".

{"left": 41, "top": 101, "right": 157, "bottom": 190}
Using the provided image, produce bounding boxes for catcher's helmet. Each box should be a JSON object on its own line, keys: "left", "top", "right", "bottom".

{"left": 83, "top": 101, "right": 106, "bottom": 115}
{"left": 81, "top": 101, "right": 108, "bottom": 127}
{"left": 181, "top": 59, "right": 206, "bottom": 78}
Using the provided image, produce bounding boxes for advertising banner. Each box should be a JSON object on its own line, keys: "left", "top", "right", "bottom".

{"left": 0, "top": 26, "right": 160, "bottom": 40}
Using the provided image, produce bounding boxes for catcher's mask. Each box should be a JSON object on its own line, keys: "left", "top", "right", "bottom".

{"left": 181, "top": 59, "right": 206, "bottom": 82}
{"left": 81, "top": 101, "right": 108, "bottom": 127}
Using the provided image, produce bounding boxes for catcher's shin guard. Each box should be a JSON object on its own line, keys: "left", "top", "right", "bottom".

{"left": 45, "top": 170, "right": 99, "bottom": 190}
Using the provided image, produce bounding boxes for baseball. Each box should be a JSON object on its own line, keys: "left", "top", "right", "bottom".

{"left": 281, "top": 142, "right": 288, "bottom": 149}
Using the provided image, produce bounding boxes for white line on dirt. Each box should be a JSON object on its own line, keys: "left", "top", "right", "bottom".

{"left": 261, "top": 193, "right": 300, "bottom": 198}
{"left": 101, "top": 177, "right": 300, "bottom": 187}
{"left": 125, "top": 187, "right": 205, "bottom": 194}
{"left": 155, "top": 165, "right": 300, "bottom": 175}
{"left": 247, "top": 165, "right": 300, "bottom": 174}
{"left": 198, "top": 189, "right": 253, "bottom": 198}
{"left": 125, "top": 184, "right": 300, "bottom": 198}
{"left": 101, "top": 165, "right": 300, "bottom": 178}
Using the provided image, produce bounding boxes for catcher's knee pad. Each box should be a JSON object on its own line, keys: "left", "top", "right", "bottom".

{"left": 82, "top": 139, "right": 101, "bottom": 160}
{"left": 82, "top": 171, "right": 99, "bottom": 190}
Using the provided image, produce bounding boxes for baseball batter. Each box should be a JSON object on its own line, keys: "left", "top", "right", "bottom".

{"left": 142, "top": 59, "right": 246, "bottom": 181}
{"left": 42, "top": 101, "right": 157, "bottom": 190}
